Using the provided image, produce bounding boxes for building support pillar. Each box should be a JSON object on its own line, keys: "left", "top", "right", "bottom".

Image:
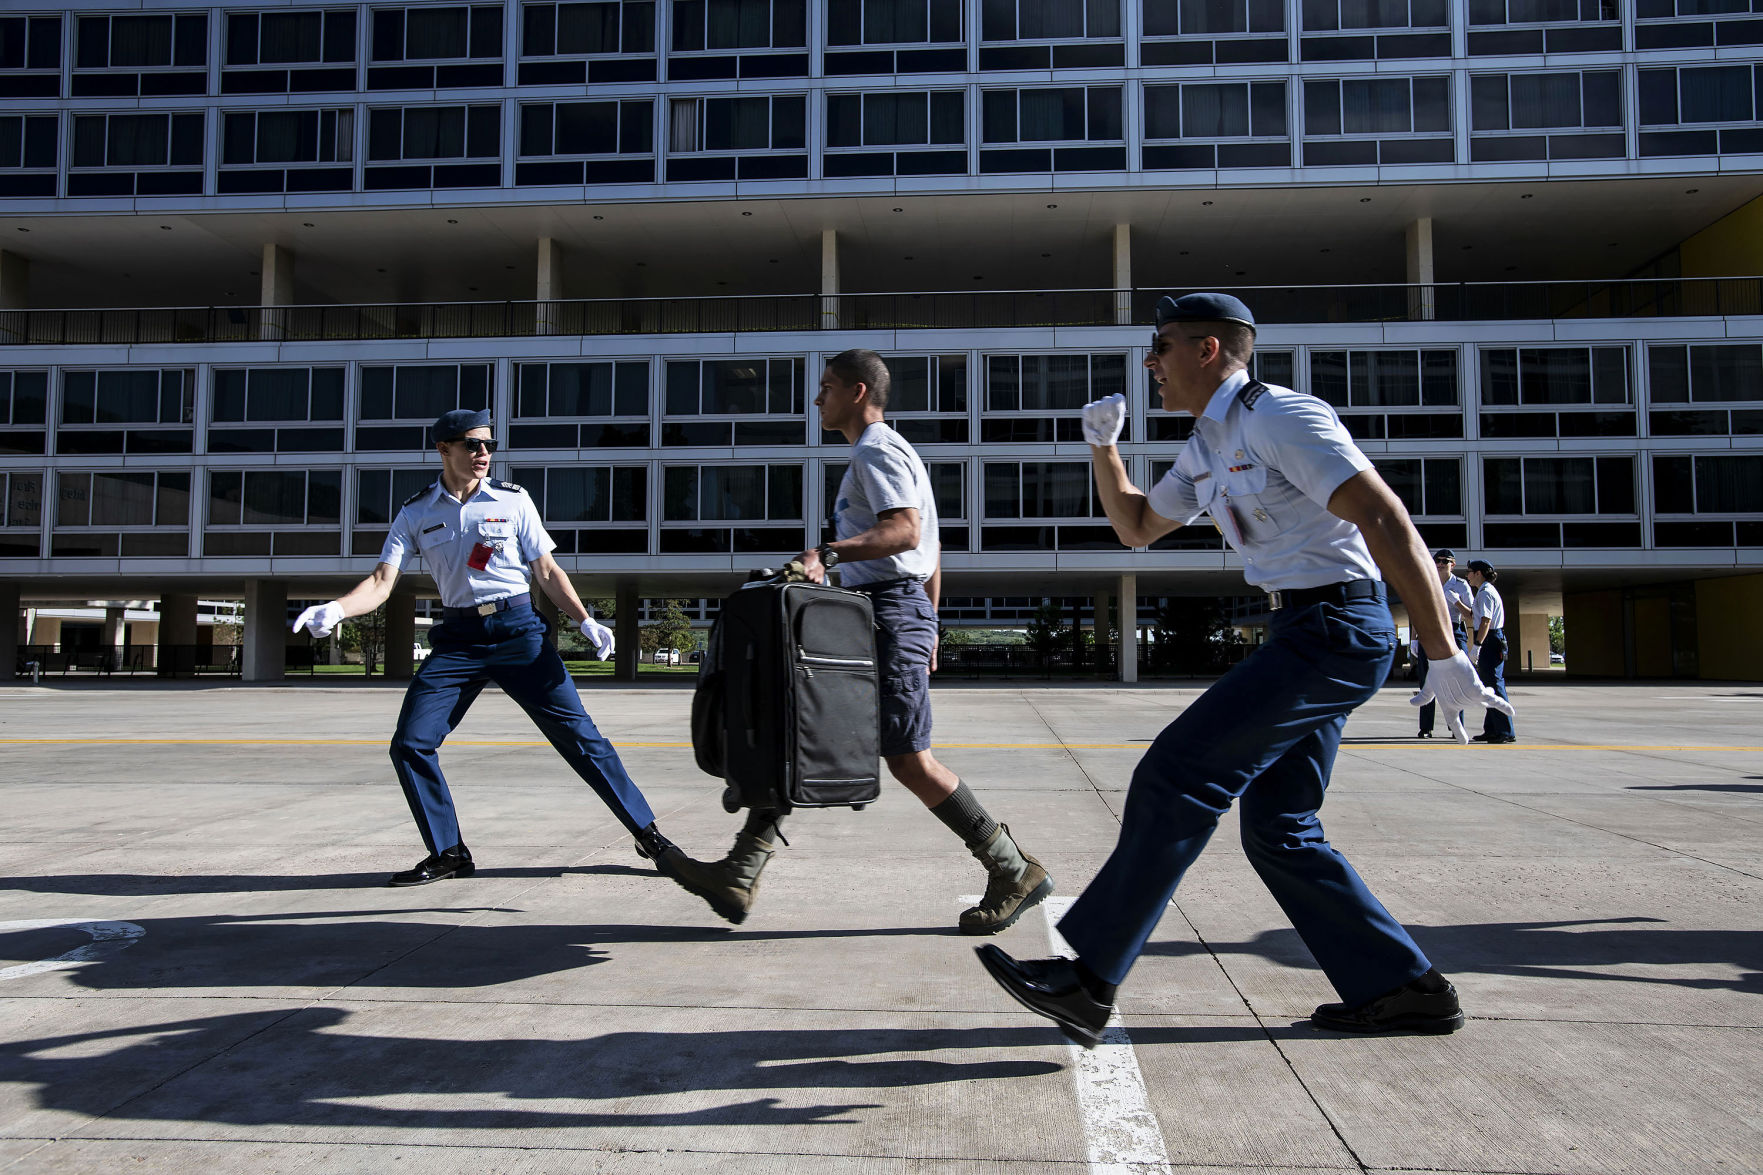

{"left": 1092, "top": 588, "right": 1113, "bottom": 677}
{"left": 103, "top": 607, "right": 126, "bottom": 663}
{"left": 1119, "top": 574, "right": 1138, "bottom": 683}
{"left": 157, "top": 591, "right": 198, "bottom": 677}
{"left": 260, "top": 244, "right": 294, "bottom": 340}
{"left": 1112, "top": 223, "right": 1132, "bottom": 325}
{"left": 536, "top": 237, "right": 564, "bottom": 334}
{"left": 614, "top": 586, "right": 640, "bottom": 682}
{"left": 820, "top": 228, "right": 839, "bottom": 331}
{"left": 1405, "top": 217, "right": 1435, "bottom": 321}
{"left": 0, "top": 581, "right": 19, "bottom": 680}
{"left": 384, "top": 592, "right": 417, "bottom": 679}
{"left": 242, "top": 580, "right": 287, "bottom": 682}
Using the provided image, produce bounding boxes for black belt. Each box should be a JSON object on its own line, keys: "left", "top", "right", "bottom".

{"left": 442, "top": 593, "right": 530, "bottom": 620}
{"left": 1266, "top": 580, "right": 1383, "bottom": 612}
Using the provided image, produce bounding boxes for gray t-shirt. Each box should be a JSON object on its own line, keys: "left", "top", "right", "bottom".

{"left": 835, "top": 421, "right": 939, "bottom": 587}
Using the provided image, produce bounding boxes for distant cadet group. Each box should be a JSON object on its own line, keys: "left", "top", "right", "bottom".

{"left": 294, "top": 292, "right": 1515, "bottom": 1043}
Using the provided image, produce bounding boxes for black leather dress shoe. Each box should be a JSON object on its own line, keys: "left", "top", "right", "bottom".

{"left": 389, "top": 846, "right": 474, "bottom": 887}
{"left": 1470, "top": 733, "right": 1491, "bottom": 742}
{"left": 1311, "top": 969, "right": 1464, "bottom": 1034}
{"left": 1417, "top": 731, "right": 1433, "bottom": 738}
{"left": 975, "top": 945, "right": 1113, "bottom": 1049}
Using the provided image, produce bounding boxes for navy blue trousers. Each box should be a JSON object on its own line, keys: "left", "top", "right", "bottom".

{"left": 1477, "top": 629, "right": 1514, "bottom": 739}
{"left": 1058, "top": 594, "right": 1433, "bottom": 1006}
{"left": 1417, "top": 627, "right": 1470, "bottom": 733}
{"left": 389, "top": 605, "right": 655, "bottom": 855}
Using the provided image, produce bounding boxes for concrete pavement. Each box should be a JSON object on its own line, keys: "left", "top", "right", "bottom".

{"left": 0, "top": 677, "right": 1758, "bottom": 1174}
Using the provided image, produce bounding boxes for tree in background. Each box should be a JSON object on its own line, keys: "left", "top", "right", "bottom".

{"left": 1549, "top": 615, "right": 1565, "bottom": 657}
{"left": 1025, "top": 599, "right": 1070, "bottom": 674}
{"left": 642, "top": 598, "right": 695, "bottom": 661}
{"left": 1151, "top": 597, "right": 1243, "bottom": 674}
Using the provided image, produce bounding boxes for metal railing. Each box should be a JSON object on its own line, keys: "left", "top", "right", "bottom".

{"left": 2, "top": 277, "right": 1759, "bottom": 346}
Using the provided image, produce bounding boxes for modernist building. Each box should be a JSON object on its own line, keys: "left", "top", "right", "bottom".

{"left": 1, "top": 0, "right": 1759, "bottom": 681}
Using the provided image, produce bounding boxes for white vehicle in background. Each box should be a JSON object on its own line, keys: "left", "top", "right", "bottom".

{"left": 414, "top": 642, "right": 430, "bottom": 661}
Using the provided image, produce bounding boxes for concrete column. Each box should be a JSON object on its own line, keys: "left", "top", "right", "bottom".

{"left": 820, "top": 228, "right": 839, "bottom": 331}
{"left": 241, "top": 580, "right": 287, "bottom": 682}
{"left": 1405, "top": 217, "right": 1435, "bottom": 321}
{"left": 536, "top": 237, "right": 564, "bottom": 334}
{"left": 259, "top": 243, "right": 294, "bottom": 340}
{"left": 614, "top": 586, "right": 640, "bottom": 682}
{"left": 103, "top": 607, "right": 126, "bottom": 663}
{"left": 1112, "top": 223, "right": 1132, "bottom": 325}
{"left": 0, "top": 581, "right": 19, "bottom": 680}
{"left": 1119, "top": 574, "right": 1138, "bottom": 683}
{"left": 383, "top": 592, "right": 417, "bottom": 679}
{"left": 1092, "top": 589, "right": 1113, "bottom": 677}
{"left": 157, "top": 591, "right": 198, "bottom": 678}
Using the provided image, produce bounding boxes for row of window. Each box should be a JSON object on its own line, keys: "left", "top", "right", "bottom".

{"left": 1, "top": 343, "right": 1754, "bottom": 424}
{"left": 3, "top": 451, "right": 1757, "bottom": 563}
{"left": 5, "top": 0, "right": 1756, "bottom": 77}
{"left": 6, "top": 67, "right": 1755, "bottom": 195}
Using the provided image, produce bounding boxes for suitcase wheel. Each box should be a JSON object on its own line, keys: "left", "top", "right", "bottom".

{"left": 850, "top": 803, "right": 867, "bottom": 811}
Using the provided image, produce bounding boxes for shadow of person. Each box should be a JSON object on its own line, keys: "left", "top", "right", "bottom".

{"left": 1628, "top": 783, "right": 1763, "bottom": 794}
{"left": 0, "top": 1008, "right": 1063, "bottom": 1131}
{"left": 1140, "top": 917, "right": 1763, "bottom": 995}
{"left": 0, "top": 911, "right": 957, "bottom": 994}
{"left": 0, "top": 864, "right": 665, "bottom": 897}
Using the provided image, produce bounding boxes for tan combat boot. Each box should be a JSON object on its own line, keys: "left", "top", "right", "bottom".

{"left": 667, "top": 830, "right": 776, "bottom": 925}
{"left": 960, "top": 823, "right": 1053, "bottom": 935}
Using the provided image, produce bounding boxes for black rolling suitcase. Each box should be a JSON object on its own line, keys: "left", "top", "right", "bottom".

{"left": 692, "top": 575, "right": 881, "bottom": 811}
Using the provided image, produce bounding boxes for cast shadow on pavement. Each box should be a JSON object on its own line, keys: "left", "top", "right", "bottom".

{"left": 1143, "top": 917, "right": 1763, "bottom": 995}
{"left": 0, "top": 911, "right": 956, "bottom": 994}
{"left": 1628, "top": 782, "right": 1763, "bottom": 794}
{"left": 0, "top": 864, "right": 664, "bottom": 896}
{"left": 0, "top": 1008, "right": 1065, "bottom": 1131}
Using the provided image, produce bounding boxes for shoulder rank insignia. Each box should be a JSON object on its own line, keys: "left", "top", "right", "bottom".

{"left": 401, "top": 481, "right": 439, "bottom": 507}
{"left": 1237, "top": 380, "right": 1269, "bottom": 410}
{"left": 489, "top": 478, "right": 525, "bottom": 494}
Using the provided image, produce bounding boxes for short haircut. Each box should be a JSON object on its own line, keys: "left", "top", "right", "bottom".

{"left": 826, "top": 348, "right": 891, "bottom": 411}
{"left": 1192, "top": 321, "right": 1255, "bottom": 369}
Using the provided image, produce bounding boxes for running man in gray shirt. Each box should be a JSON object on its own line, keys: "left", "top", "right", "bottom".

{"left": 670, "top": 349, "right": 1053, "bottom": 934}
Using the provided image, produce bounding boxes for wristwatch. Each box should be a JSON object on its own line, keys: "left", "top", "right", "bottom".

{"left": 817, "top": 545, "right": 840, "bottom": 568}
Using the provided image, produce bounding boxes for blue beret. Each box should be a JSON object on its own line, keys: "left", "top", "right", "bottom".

{"left": 432, "top": 407, "right": 491, "bottom": 443}
{"left": 1432, "top": 548, "right": 1456, "bottom": 561}
{"left": 1155, "top": 292, "right": 1257, "bottom": 333}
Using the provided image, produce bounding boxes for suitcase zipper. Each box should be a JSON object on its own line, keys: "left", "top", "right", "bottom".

{"left": 797, "top": 650, "right": 875, "bottom": 668}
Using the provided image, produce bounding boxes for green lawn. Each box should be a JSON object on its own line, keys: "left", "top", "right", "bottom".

{"left": 305, "top": 661, "right": 701, "bottom": 678}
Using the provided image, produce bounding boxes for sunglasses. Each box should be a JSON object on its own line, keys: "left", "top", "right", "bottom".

{"left": 449, "top": 437, "right": 498, "bottom": 454}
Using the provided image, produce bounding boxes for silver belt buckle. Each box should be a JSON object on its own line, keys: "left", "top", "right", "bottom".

{"left": 475, "top": 602, "right": 497, "bottom": 616}
{"left": 1267, "top": 590, "right": 1286, "bottom": 611}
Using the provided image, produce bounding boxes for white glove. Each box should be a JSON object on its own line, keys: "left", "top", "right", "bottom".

{"left": 1410, "top": 650, "right": 1516, "bottom": 745}
{"left": 580, "top": 615, "right": 615, "bottom": 660}
{"left": 1080, "top": 392, "right": 1127, "bottom": 447}
{"left": 292, "top": 601, "right": 344, "bottom": 638}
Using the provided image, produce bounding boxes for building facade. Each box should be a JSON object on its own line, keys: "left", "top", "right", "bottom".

{"left": 1, "top": 0, "right": 1760, "bottom": 681}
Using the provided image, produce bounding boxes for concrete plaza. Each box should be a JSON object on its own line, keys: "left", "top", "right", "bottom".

{"left": 0, "top": 676, "right": 1758, "bottom": 1174}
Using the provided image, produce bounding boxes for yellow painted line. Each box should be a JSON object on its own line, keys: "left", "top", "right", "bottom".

{"left": 0, "top": 738, "right": 1759, "bottom": 752}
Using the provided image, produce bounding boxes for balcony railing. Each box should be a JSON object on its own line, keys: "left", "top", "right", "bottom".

{"left": 2, "top": 277, "right": 1759, "bottom": 346}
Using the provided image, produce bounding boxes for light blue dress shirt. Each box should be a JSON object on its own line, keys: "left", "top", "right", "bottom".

{"left": 1145, "top": 368, "right": 1381, "bottom": 592}
{"left": 379, "top": 478, "right": 554, "bottom": 608}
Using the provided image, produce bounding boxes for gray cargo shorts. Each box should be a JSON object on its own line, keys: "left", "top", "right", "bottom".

{"left": 855, "top": 577, "right": 936, "bottom": 757}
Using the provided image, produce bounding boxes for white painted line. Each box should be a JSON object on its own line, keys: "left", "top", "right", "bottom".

{"left": 0, "top": 918, "right": 145, "bottom": 982}
{"left": 1045, "top": 896, "right": 1174, "bottom": 1175}
{"left": 965, "top": 894, "right": 1174, "bottom": 1175}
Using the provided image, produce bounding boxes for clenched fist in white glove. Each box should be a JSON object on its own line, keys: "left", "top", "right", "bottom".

{"left": 580, "top": 615, "right": 615, "bottom": 660}
{"left": 1080, "top": 392, "right": 1127, "bottom": 447}
{"left": 292, "top": 601, "right": 344, "bottom": 638}
{"left": 1410, "top": 650, "right": 1515, "bottom": 744}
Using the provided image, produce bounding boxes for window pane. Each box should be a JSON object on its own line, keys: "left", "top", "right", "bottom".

{"left": 1484, "top": 457, "right": 1522, "bottom": 513}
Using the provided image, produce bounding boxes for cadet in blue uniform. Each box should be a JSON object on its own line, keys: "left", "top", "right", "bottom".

{"left": 293, "top": 408, "right": 703, "bottom": 892}
{"left": 976, "top": 293, "right": 1514, "bottom": 1046}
